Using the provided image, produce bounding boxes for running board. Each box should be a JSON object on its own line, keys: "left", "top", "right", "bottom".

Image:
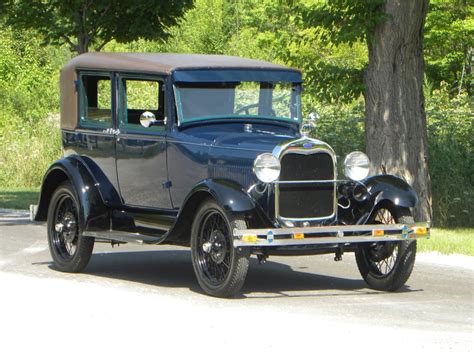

{"left": 82, "top": 230, "right": 165, "bottom": 245}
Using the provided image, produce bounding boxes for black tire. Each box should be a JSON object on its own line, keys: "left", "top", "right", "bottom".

{"left": 47, "top": 182, "right": 94, "bottom": 272}
{"left": 355, "top": 205, "right": 417, "bottom": 291}
{"left": 190, "top": 199, "right": 250, "bottom": 298}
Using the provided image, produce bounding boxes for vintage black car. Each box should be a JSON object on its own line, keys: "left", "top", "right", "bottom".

{"left": 35, "top": 53, "right": 429, "bottom": 297}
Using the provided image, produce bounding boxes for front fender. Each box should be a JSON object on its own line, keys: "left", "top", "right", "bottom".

{"left": 35, "top": 155, "right": 120, "bottom": 232}
{"left": 339, "top": 175, "right": 418, "bottom": 225}
{"left": 165, "top": 179, "right": 272, "bottom": 245}
{"left": 191, "top": 179, "right": 256, "bottom": 213}
{"left": 364, "top": 175, "right": 418, "bottom": 208}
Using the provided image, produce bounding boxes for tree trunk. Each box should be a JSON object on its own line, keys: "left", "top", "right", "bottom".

{"left": 364, "top": 0, "right": 432, "bottom": 222}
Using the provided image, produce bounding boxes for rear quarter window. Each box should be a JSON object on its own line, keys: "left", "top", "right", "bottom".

{"left": 78, "top": 72, "right": 113, "bottom": 128}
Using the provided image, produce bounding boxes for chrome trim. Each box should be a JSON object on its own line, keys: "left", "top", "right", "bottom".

{"left": 275, "top": 179, "right": 343, "bottom": 184}
{"left": 82, "top": 230, "right": 166, "bottom": 244}
{"left": 253, "top": 153, "right": 281, "bottom": 183}
{"left": 272, "top": 137, "right": 337, "bottom": 223}
{"left": 233, "top": 222, "right": 430, "bottom": 247}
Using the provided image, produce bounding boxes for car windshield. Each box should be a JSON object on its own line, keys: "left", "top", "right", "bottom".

{"left": 174, "top": 81, "right": 302, "bottom": 124}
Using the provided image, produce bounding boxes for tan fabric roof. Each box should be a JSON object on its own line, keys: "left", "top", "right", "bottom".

{"left": 60, "top": 53, "right": 299, "bottom": 130}
{"left": 62, "top": 52, "right": 296, "bottom": 74}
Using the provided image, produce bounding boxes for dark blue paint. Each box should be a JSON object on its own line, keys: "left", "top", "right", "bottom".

{"left": 63, "top": 130, "right": 120, "bottom": 193}
{"left": 167, "top": 122, "right": 297, "bottom": 209}
{"left": 115, "top": 130, "right": 172, "bottom": 209}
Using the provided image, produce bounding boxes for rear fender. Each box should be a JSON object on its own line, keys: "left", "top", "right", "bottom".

{"left": 35, "top": 155, "right": 120, "bottom": 232}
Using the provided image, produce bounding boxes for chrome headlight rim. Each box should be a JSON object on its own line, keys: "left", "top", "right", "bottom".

{"left": 253, "top": 153, "right": 281, "bottom": 183}
{"left": 344, "top": 151, "right": 370, "bottom": 181}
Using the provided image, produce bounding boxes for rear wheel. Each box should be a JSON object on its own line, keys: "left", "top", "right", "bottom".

{"left": 191, "top": 199, "right": 250, "bottom": 298}
{"left": 47, "top": 182, "right": 94, "bottom": 272}
{"left": 355, "top": 206, "right": 417, "bottom": 291}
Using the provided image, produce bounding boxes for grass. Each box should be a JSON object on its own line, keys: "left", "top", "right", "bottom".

{"left": 418, "top": 228, "right": 474, "bottom": 256}
{"left": 0, "top": 187, "right": 472, "bottom": 256}
{"left": 0, "top": 187, "right": 40, "bottom": 210}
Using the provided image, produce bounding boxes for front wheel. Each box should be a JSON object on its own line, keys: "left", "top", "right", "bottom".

{"left": 355, "top": 206, "right": 417, "bottom": 291}
{"left": 190, "top": 199, "right": 250, "bottom": 298}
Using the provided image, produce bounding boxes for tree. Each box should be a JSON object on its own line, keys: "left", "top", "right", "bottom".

{"left": 364, "top": 0, "right": 431, "bottom": 222}
{"left": 302, "top": 0, "right": 432, "bottom": 222}
{"left": 4, "top": 0, "right": 193, "bottom": 54}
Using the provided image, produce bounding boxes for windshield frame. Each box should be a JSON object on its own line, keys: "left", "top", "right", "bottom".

{"left": 173, "top": 81, "right": 302, "bottom": 127}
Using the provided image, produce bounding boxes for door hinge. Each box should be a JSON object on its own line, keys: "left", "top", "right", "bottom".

{"left": 162, "top": 180, "right": 172, "bottom": 189}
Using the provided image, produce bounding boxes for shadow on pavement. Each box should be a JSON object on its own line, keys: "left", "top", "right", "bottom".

{"left": 43, "top": 249, "right": 421, "bottom": 298}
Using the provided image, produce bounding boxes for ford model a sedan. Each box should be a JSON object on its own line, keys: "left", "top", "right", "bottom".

{"left": 35, "top": 53, "right": 429, "bottom": 297}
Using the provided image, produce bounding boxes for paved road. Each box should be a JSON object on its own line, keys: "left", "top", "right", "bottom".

{"left": 0, "top": 210, "right": 472, "bottom": 354}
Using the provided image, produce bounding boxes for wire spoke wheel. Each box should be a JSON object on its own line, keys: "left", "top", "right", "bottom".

{"left": 355, "top": 205, "right": 417, "bottom": 291}
{"left": 197, "top": 210, "right": 232, "bottom": 285}
{"left": 47, "top": 182, "right": 94, "bottom": 273}
{"left": 51, "top": 194, "right": 79, "bottom": 261}
{"left": 191, "top": 199, "right": 250, "bottom": 298}
{"left": 367, "top": 208, "right": 399, "bottom": 276}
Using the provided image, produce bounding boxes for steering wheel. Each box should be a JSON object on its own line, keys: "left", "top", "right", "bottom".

{"left": 235, "top": 103, "right": 259, "bottom": 115}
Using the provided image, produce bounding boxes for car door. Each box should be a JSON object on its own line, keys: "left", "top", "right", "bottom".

{"left": 66, "top": 71, "right": 119, "bottom": 192}
{"left": 115, "top": 74, "right": 172, "bottom": 209}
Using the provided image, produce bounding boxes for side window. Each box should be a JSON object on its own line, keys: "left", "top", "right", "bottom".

{"left": 78, "top": 73, "right": 112, "bottom": 128}
{"left": 119, "top": 77, "right": 164, "bottom": 128}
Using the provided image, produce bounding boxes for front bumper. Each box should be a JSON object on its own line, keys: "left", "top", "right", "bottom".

{"left": 233, "top": 223, "right": 430, "bottom": 247}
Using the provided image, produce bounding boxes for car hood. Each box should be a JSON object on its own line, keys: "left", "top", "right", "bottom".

{"left": 212, "top": 132, "right": 295, "bottom": 152}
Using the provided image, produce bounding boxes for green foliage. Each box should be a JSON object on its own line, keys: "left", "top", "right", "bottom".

{"left": 0, "top": 27, "right": 65, "bottom": 188}
{"left": 162, "top": 0, "right": 234, "bottom": 54}
{"left": 4, "top": 0, "right": 193, "bottom": 53}
{"left": 424, "top": 0, "right": 473, "bottom": 94}
{"left": 154, "top": 0, "right": 368, "bottom": 103}
{"left": 425, "top": 83, "right": 473, "bottom": 227}
{"left": 299, "top": 0, "right": 386, "bottom": 45}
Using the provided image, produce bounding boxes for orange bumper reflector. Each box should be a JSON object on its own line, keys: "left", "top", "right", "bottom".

{"left": 414, "top": 227, "right": 428, "bottom": 235}
{"left": 372, "top": 229, "right": 384, "bottom": 236}
{"left": 242, "top": 235, "right": 258, "bottom": 242}
{"left": 293, "top": 233, "right": 305, "bottom": 239}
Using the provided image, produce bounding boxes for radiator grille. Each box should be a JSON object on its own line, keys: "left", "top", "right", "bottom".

{"left": 278, "top": 152, "right": 335, "bottom": 219}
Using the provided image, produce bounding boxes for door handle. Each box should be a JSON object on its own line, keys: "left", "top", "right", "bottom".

{"left": 101, "top": 128, "right": 120, "bottom": 135}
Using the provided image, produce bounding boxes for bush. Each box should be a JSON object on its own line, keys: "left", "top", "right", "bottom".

{"left": 425, "top": 84, "right": 473, "bottom": 227}
{"left": 0, "top": 27, "right": 67, "bottom": 188}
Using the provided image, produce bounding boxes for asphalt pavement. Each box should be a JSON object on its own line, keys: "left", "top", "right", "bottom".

{"left": 0, "top": 210, "right": 472, "bottom": 354}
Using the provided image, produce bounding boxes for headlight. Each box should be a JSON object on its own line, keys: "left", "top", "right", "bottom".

{"left": 253, "top": 153, "right": 281, "bottom": 183}
{"left": 344, "top": 151, "right": 370, "bottom": 181}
